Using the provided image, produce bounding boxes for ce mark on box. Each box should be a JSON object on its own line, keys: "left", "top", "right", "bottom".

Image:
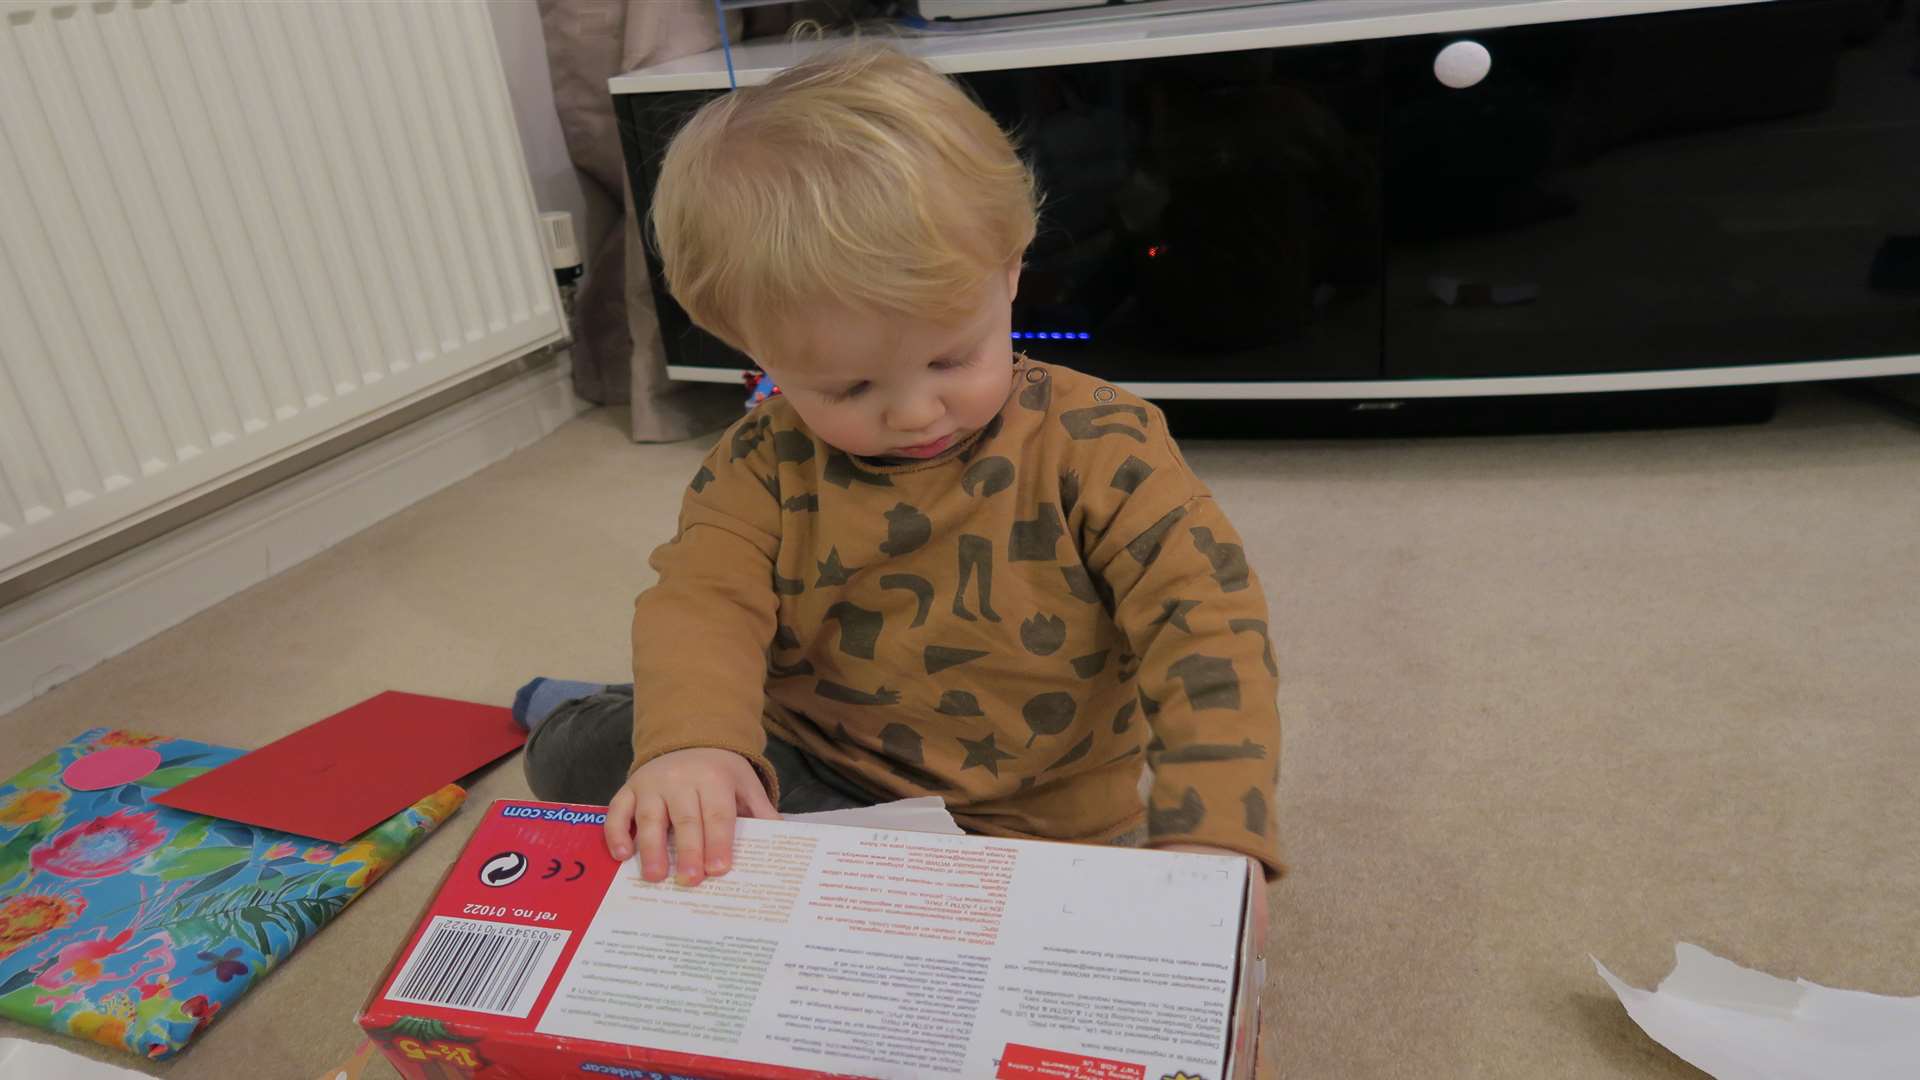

{"left": 479, "top": 850, "right": 589, "bottom": 888}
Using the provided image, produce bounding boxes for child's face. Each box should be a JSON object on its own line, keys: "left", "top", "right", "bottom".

{"left": 754, "top": 267, "right": 1020, "bottom": 459}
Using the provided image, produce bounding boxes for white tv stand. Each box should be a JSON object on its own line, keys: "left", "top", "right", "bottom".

{"left": 613, "top": 0, "right": 1920, "bottom": 401}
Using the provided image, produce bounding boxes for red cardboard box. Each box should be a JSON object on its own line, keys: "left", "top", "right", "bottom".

{"left": 360, "top": 800, "right": 1263, "bottom": 1079}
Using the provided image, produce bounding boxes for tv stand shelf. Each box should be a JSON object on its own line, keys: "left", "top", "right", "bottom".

{"left": 613, "top": 0, "right": 1920, "bottom": 401}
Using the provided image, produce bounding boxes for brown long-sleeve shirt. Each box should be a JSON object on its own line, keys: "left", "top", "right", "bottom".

{"left": 631, "top": 359, "right": 1282, "bottom": 873}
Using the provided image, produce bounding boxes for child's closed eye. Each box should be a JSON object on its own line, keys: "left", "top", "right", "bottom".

{"left": 929, "top": 355, "right": 977, "bottom": 372}
{"left": 824, "top": 380, "right": 871, "bottom": 403}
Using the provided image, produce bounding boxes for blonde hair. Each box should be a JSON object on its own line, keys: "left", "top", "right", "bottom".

{"left": 649, "top": 42, "right": 1038, "bottom": 355}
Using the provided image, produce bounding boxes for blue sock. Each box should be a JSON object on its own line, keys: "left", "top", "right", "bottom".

{"left": 512, "top": 677, "right": 608, "bottom": 734}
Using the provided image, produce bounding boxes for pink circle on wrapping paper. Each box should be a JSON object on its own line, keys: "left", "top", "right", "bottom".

{"left": 63, "top": 746, "right": 163, "bottom": 790}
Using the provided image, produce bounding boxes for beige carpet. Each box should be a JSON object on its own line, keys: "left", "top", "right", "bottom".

{"left": 4, "top": 386, "right": 1918, "bottom": 1079}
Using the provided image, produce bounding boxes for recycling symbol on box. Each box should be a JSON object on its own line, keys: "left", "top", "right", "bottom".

{"left": 478, "top": 850, "right": 528, "bottom": 888}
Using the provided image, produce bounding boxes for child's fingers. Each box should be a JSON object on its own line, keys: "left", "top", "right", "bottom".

{"left": 666, "top": 788, "right": 706, "bottom": 886}
{"left": 735, "top": 761, "right": 778, "bottom": 819}
{"left": 701, "top": 792, "right": 738, "bottom": 877}
{"left": 604, "top": 786, "right": 636, "bottom": 861}
{"left": 632, "top": 792, "right": 671, "bottom": 883}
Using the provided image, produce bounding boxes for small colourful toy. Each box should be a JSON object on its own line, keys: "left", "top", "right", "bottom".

{"left": 743, "top": 369, "right": 781, "bottom": 408}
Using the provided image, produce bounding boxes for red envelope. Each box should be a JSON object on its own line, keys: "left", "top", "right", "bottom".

{"left": 155, "top": 691, "right": 525, "bottom": 842}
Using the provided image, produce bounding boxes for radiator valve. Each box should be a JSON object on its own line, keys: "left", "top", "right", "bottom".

{"left": 539, "top": 210, "right": 583, "bottom": 331}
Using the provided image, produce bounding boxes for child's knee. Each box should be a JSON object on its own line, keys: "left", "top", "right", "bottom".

{"left": 521, "top": 692, "right": 636, "bottom": 803}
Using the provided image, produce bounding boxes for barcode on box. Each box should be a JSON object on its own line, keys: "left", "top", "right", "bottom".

{"left": 386, "top": 917, "right": 569, "bottom": 1018}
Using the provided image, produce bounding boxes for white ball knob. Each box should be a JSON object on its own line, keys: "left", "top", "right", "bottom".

{"left": 1434, "top": 40, "right": 1492, "bottom": 89}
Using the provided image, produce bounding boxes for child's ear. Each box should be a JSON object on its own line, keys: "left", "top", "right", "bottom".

{"left": 1006, "top": 260, "right": 1023, "bottom": 303}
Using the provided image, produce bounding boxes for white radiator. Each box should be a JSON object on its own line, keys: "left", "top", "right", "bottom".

{"left": 0, "top": 0, "right": 564, "bottom": 584}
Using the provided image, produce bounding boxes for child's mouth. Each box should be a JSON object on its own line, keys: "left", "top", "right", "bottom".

{"left": 895, "top": 434, "right": 954, "bottom": 458}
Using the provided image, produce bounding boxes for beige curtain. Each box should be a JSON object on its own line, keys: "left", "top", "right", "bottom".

{"left": 537, "top": 0, "right": 745, "bottom": 442}
{"left": 539, "top": 0, "right": 876, "bottom": 440}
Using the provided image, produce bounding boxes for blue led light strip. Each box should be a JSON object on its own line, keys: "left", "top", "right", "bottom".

{"left": 1010, "top": 331, "right": 1092, "bottom": 341}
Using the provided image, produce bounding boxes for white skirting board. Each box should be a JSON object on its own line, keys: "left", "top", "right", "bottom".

{"left": 0, "top": 359, "right": 589, "bottom": 716}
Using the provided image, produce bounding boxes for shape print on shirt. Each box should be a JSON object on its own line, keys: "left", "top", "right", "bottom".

{"left": 1155, "top": 739, "right": 1266, "bottom": 764}
{"left": 880, "top": 503, "right": 931, "bottom": 556}
{"left": 1020, "top": 613, "right": 1066, "bottom": 656}
{"left": 1070, "top": 649, "right": 1110, "bottom": 678}
{"left": 881, "top": 722, "right": 950, "bottom": 790}
{"left": 958, "top": 413, "right": 1005, "bottom": 463}
{"left": 773, "top": 570, "right": 805, "bottom": 596}
{"left": 823, "top": 601, "right": 883, "bottom": 659}
{"left": 880, "top": 722, "right": 923, "bottom": 765}
{"left": 1168, "top": 654, "right": 1241, "bottom": 711}
{"left": 1019, "top": 368, "right": 1051, "bottom": 411}
{"left": 1059, "top": 469, "right": 1081, "bottom": 517}
{"left": 816, "top": 547, "right": 861, "bottom": 587}
{"left": 1242, "top": 787, "right": 1270, "bottom": 836}
{"left": 1022, "top": 691, "right": 1077, "bottom": 746}
{"left": 1149, "top": 787, "right": 1207, "bottom": 833}
{"left": 1109, "top": 455, "right": 1153, "bottom": 493}
{"left": 1127, "top": 506, "right": 1188, "bottom": 565}
{"left": 730, "top": 415, "right": 771, "bottom": 460}
{"left": 1151, "top": 598, "right": 1201, "bottom": 633}
{"left": 1229, "top": 618, "right": 1279, "bottom": 677}
{"left": 784, "top": 493, "right": 819, "bottom": 513}
{"left": 1191, "top": 527, "right": 1251, "bottom": 592}
{"left": 953, "top": 534, "right": 1001, "bottom": 622}
{"left": 1059, "top": 564, "right": 1102, "bottom": 605}
{"left": 961, "top": 456, "right": 1015, "bottom": 497}
{"left": 1061, "top": 403, "right": 1150, "bottom": 442}
{"left": 1009, "top": 503, "right": 1066, "bottom": 562}
{"left": 924, "top": 645, "right": 988, "bottom": 674}
{"left": 1044, "top": 733, "right": 1094, "bottom": 773}
{"left": 824, "top": 450, "right": 894, "bottom": 489}
{"left": 754, "top": 470, "right": 781, "bottom": 504}
{"left": 768, "top": 657, "right": 814, "bottom": 678}
{"left": 936, "top": 690, "right": 985, "bottom": 717}
{"left": 690, "top": 465, "right": 716, "bottom": 493}
{"left": 957, "top": 732, "right": 1016, "bottom": 777}
{"left": 1112, "top": 699, "right": 1137, "bottom": 733}
{"left": 816, "top": 680, "right": 900, "bottom": 706}
{"left": 1138, "top": 688, "right": 1162, "bottom": 718}
{"left": 880, "top": 574, "right": 934, "bottom": 628}
{"left": 768, "top": 624, "right": 813, "bottom": 678}
{"left": 772, "top": 429, "right": 815, "bottom": 464}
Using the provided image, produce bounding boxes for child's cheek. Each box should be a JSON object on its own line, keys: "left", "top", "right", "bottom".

{"left": 818, "top": 409, "right": 883, "bottom": 457}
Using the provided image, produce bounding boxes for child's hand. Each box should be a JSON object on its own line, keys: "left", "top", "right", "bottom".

{"left": 1156, "top": 844, "right": 1270, "bottom": 958}
{"left": 605, "top": 748, "right": 777, "bottom": 886}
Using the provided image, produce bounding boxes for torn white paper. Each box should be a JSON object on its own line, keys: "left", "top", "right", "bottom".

{"left": 0, "top": 1038, "right": 150, "bottom": 1079}
{"left": 782, "top": 795, "right": 964, "bottom": 835}
{"left": 1594, "top": 943, "right": 1920, "bottom": 1079}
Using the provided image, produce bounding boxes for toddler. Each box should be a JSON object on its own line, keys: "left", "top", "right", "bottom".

{"left": 521, "top": 43, "right": 1282, "bottom": 934}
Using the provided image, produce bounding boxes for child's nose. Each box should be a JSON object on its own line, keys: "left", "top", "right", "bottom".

{"left": 886, "top": 396, "right": 943, "bottom": 432}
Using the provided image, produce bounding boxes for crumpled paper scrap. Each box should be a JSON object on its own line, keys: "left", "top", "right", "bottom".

{"left": 784, "top": 795, "right": 964, "bottom": 835}
{"left": 1594, "top": 943, "right": 1920, "bottom": 1079}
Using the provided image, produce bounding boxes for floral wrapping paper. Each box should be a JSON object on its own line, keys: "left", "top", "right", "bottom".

{"left": 0, "top": 728, "right": 464, "bottom": 1060}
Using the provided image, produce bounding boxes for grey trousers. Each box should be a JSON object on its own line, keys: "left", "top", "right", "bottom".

{"left": 521, "top": 684, "right": 873, "bottom": 814}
